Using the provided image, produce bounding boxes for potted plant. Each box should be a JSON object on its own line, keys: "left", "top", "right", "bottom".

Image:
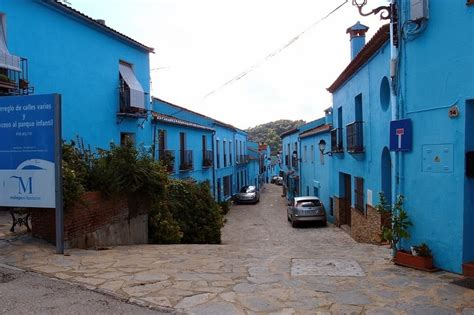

{"left": 376, "top": 193, "right": 435, "bottom": 271}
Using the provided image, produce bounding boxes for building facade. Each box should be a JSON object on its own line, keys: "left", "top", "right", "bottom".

{"left": 0, "top": 0, "right": 154, "bottom": 150}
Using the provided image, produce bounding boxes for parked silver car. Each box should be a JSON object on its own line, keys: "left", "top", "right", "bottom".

{"left": 234, "top": 185, "right": 260, "bottom": 204}
{"left": 287, "top": 196, "right": 326, "bottom": 227}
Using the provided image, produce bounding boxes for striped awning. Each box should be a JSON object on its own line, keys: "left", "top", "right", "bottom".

{"left": 0, "top": 14, "right": 21, "bottom": 72}
{"left": 119, "top": 62, "right": 145, "bottom": 109}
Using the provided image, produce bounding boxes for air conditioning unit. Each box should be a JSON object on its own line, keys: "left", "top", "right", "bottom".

{"left": 411, "top": 0, "right": 429, "bottom": 21}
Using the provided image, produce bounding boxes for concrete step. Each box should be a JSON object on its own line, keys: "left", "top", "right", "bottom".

{"left": 463, "top": 262, "right": 474, "bottom": 278}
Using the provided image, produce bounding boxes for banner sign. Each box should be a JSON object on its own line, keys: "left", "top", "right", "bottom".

{"left": 0, "top": 94, "right": 61, "bottom": 208}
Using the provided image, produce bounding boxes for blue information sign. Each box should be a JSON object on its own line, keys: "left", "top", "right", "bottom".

{"left": 390, "top": 119, "right": 412, "bottom": 152}
{"left": 0, "top": 94, "right": 60, "bottom": 208}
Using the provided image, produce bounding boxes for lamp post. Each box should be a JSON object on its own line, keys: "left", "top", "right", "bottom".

{"left": 318, "top": 140, "right": 332, "bottom": 157}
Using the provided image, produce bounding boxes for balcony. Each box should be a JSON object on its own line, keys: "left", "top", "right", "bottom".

{"left": 331, "top": 128, "right": 344, "bottom": 153}
{"left": 159, "top": 150, "right": 175, "bottom": 173}
{"left": 203, "top": 150, "right": 213, "bottom": 168}
{"left": 346, "top": 121, "right": 364, "bottom": 153}
{"left": 0, "top": 58, "right": 34, "bottom": 97}
{"left": 291, "top": 157, "right": 299, "bottom": 171}
{"left": 285, "top": 155, "right": 289, "bottom": 166}
{"left": 179, "top": 150, "right": 193, "bottom": 171}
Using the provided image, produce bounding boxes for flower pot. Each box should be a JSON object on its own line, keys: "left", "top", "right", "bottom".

{"left": 394, "top": 250, "right": 434, "bottom": 271}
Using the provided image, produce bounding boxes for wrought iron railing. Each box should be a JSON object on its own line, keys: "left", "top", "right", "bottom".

{"left": 179, "top": 150, "right": 193, "bottom": 171}
{"left": 203, "top": 150, "right": 213, "bottom": 168}
{"left": 346, "top": 121, "right": 364, "bottom": 153}
{"left": 331, "top": 128, "right": 344, "bottom": 153}
{"left": 159, "top": 149, "right": 175, "bottom": 173}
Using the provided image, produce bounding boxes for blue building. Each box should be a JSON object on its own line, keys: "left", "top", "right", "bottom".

{"left": 280, "top": 118, "right": 326, "bottom": 201}
{"left": 288, "top": 0, "right": 473, "bottom": 274}
{"left": 0, "top": 0, "right": 154, "bottom": 149}
{"left": 152, "top": 98, "right": 256, "bottom": 202}
{"left": 150, "top": 112, "right": 214, "bottom": 185}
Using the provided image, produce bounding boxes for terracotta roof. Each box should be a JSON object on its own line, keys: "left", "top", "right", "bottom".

{"left": 327, "top": 24, "right": 390, "bottom": 93}
{"left": 299, "top": 124, "right": 332, "bottom": 139}
{"left": 42, "top": 0, "right": 154, "bottom": 53}
{"left": 151, "top": 112, "right": 214, "bottom": 132}
{"left": 152, "top": 97, "right": 245, "bottom": 133}
{"left": 280, "top": 128, "right": 300, "bottom": 138}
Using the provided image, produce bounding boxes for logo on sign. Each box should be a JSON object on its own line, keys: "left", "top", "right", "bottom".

{"left": 10, "top": 176, "right": 33, "bottom": 194}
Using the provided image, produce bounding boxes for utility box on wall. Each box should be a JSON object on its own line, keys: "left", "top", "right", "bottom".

{"left": 411, "top": 0, "right": 429, "bottom": 21}
{"left": 422, "top": 144, "right": 453, "bottom": 173}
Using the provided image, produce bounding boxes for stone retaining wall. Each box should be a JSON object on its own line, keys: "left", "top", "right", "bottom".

{"left": 351, "top": 204, "right": 385, "bottom": 244}
{"left": 31, "top": 192, "right": 148, "bottom": 249}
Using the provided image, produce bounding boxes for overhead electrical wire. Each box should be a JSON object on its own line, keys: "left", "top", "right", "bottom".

{"left": 202, "top": 0, "right": 349, "bottom": 100}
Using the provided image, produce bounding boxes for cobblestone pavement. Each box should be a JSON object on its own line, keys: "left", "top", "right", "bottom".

{"left": 1, "top": 185, "right": 473, "bottom": 314}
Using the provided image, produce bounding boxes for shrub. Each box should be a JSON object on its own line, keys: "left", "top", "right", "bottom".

{"left": 412, "top": 243, "right": 432, "bottom": 257}
{"left": 62, "top": 141, "right": 89, "bottom": 209}
{"left": 219, "top": 200, "right": 231, "bottom": 215}
{"left": 152, "top": 179, "right": 223, "bottom": 244}
{"left": 148, "top": 202, "right": 183, "bottom": 244}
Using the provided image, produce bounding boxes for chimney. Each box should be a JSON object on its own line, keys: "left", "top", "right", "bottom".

{"left": 96, "top": 19, "right": 106, "bottom": 25}
{"left": 346, "top": 21, "right": 369, "bottom": 60}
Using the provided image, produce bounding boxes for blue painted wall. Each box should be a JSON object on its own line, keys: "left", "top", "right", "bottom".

{"left": 153, "top": 98, "right": 252, "bottom": 202}
{"left": 152, "top": 122, "right": 213, "bottom": 185}
{"left": 396, "top": 0, "right": 474, "bottom": 272}
{"left": 300, "top": 130, "right": 334, "bottom": 223}
{"left": 0, "top": 0, "right": 152, "bottom": 149}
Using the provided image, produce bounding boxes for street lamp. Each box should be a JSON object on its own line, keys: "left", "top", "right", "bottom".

{"left": 352, "top": 0, "right": 392, "bottom": 20}
{"left": 319, "top": 140, "right": 332, "bottom": 157}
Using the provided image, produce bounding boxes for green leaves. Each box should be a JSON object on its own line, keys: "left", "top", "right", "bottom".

{"left": 246, "top": 119, "right": 306, "bottom": 152}
{"left": 376, "top": 192, "right": 412, "bottom": 251}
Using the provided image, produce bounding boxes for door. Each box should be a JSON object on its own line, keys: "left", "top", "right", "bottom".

{"left": 344, "top": 174, "right": 352, "bottom": 227}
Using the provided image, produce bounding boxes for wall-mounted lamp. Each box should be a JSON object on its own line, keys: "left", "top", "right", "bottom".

{"left": 319, "top": 140, "right": 332, "bottom": 157}
{"left": 352, "top": 0, "right": 392, "bottom": 20}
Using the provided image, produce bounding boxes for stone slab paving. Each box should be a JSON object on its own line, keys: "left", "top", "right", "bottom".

{"left": 1, "top": 185, "right": 473, "bottom": 314}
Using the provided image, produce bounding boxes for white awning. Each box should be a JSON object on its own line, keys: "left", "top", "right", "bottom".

{"left": 0, "top": 14, "right": 21, "bottom": 72}
{"left": 119, "top": 62, "right": 145, "bottom": 109}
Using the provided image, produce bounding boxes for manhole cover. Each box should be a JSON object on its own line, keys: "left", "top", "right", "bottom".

{"left": 0, "top": 273, "right": 16, "bottom": 283}
{"left": 291, "top": 258, "right": 365, "bottom": 277}
{"left": 452, "top": 278, "right": 474, "bottom": 290}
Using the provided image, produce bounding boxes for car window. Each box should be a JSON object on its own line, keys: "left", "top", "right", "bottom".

{"left": 296, "top": 200, "right": 321, "bottom": 207}
{"left": 240, "top": 186, "right": 255, "bottom": 193}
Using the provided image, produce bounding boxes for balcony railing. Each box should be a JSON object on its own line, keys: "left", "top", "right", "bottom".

{"left": 346, "top": 121, "right": 364, "bottom": 153}
{"left": 118, "top": 80, "right": 147, "bottom": 118}
{"left": 331, "top": 128, "right": 344, "bottom": 153}
{"left": 179, "top": 150, "right": 193, "bottom": 171}
{"left": 292, "top": 157, "right": 299, "bottom": 171}
{"left": 159, "top": 149, "right": 175, "bottom": 173}
{"left": 285, "top": 155, "right": 289, "bottom": 166}
{"left": 203, "top": 150, "right": 213, "bottom": 168}
{"left": 0, "top": 58, "right": 34, "bottom": 97}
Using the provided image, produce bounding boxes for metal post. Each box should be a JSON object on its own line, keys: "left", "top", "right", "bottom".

{"left": 54, "top": 94, "right": 64, "bottom": 254}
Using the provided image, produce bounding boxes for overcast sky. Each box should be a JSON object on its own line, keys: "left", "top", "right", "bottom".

{"left": 70, "top": 0, "right": 387, "bottom": 129}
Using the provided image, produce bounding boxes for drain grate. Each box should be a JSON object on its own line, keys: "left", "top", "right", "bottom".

{"left": 452, "top": 278, "right": 474, "bottom": 290}
{"left": 0, "top": 272, "right": 16, "bottom": 283}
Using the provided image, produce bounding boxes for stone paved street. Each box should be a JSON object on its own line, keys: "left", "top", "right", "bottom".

{"left": 1, "top": 184, "right": 473, "bottom": 314}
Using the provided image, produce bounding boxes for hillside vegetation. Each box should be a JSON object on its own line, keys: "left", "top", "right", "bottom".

{"left": 246, "top": 119, "right": 305, "bottom": 153}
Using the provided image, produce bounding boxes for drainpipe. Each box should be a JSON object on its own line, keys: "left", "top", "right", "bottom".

{"left": 390, "top": 0, "right": 400, "bottom": 255}
{"left": 212, "top": 130, "right": 216, "bottom": 199}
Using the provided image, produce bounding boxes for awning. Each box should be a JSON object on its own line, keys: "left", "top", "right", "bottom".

{"left": 119, "top": 62, "right": 145, "bottom": 109}
{"left": 0, "top": 14, "right": 21, "bottom": 72}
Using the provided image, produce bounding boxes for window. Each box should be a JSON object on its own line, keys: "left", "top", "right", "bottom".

{"left": 296, "top": 199, "right": 321, "bottom": 207}
{"left": 311, "top": 145, "right": 315, "bottom": 163}
{"left": 304, "top": 146, "right": 307, "bottom": 162}
{"left": 223, "top": 140, "right": 227, "bottom": 167}
{"left": 380, "top": 77, "right": 390, "bottom": 111}
{"left": 119, "top": 61, "right": 145, "bottom": 112}
{"left": 354, "top": 177, "right": 364, "bottom": 212}
{"left": 216, "top": 140, "right": 220, "bottom": 168}
{"left": 179, "top": 132, "right": 192, "bottom": 171}
{"left": 223, "top": 175, "right": 231, "bottom": 197}
{"left": 229, "top": 142, "right": 232, "bottom": 166}
{"left": 120, "top": 132, "right": 135, "bottom": 146}
{"left": 239, "top": 186, "right": 256, "bottom": 193}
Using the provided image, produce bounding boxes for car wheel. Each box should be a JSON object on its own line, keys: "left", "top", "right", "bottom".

{"left": 291, "top": 218, "right": 297, "bottom": 228}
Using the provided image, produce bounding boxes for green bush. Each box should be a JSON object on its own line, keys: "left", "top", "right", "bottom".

{"left": 150, "top": 179, "right": 222, "bottom": 244}
{"left": 62, "top": 141, "right": 89, "bottom": 209}
{"left": 89, "top": 143, "right": 167, "bottom": 201}
{"left": 148, "top": 202, "right": 183, "bottom": 244}
{"left": 219, "top": 200, "right": 231, "bottom": 215}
